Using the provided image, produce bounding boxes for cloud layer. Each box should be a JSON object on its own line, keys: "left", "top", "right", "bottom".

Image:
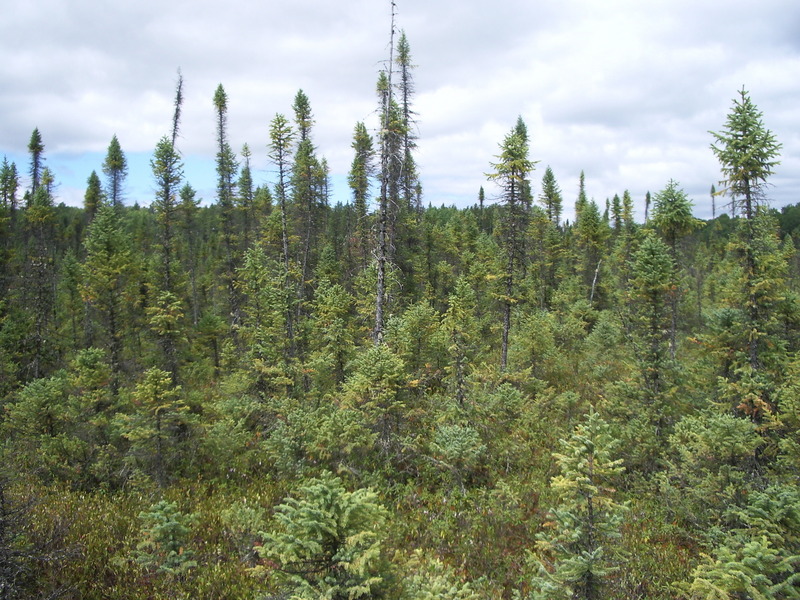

{"left": 2, "top": 0, "right": 798, "bottom": 220}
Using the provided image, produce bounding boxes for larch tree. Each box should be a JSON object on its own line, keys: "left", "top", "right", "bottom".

{"left": 118, "top": 367, "right": 193, "bottom": 487}
{"left": 257, "top": 473, "right": 389, "bottom": 600}
{"left": 102, "top": 134, "right": 127, "bottom": 208}
{"left": 651, "top": 180, "right": 698, "bottom": 258}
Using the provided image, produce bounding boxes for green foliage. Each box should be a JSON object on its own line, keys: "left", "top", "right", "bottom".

{"left": 681, "top": 485, "right": 800, "bottom": 599}
{"left": 659, "top": 412, "right": 762, "bottom": 535}
{"left": 430, "top": 424, "right": 486, "bottom": 492}
{"left": 651, "top": 179, "right": 700, "bottom": 252}
{"left": 102, "top": 134, "right": 128, "bottom": 207}
{"left": 529, "top": 408, "right": 626, "bottom": 600}
{"left": 116, "top": 367, "right": 195, "bottom": 486}
{"left": 135, "top": 499, "right": 197, "bottom": 576}
{"left": 342, "top": 344, "right": 407, "bottom": 449}
{"left": 257, "top": 472, "right": 390, "bottom": 600}
{"left": 710, "top": 88, "right": 781, "bottom": 219}
{"left": 403, "top": 550, "right": 485, "bottom": 600}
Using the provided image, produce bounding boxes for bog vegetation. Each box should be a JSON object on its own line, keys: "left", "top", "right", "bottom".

{"left": 1, "top": 27, "right": 800, "bottom": 600}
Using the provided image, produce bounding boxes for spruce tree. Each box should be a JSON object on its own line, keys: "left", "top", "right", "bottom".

{"left": 710, "top": 88, "right": 781, "bottom": 222}
{"left": 150, "top": 136, "right": 184, "bottom": 382}
{"left": 83, "top": 170, "right": 104, "bottom": 222}
{"left": 530, "top": 409, "right": 626, "bottom": 600}
{"left": 258, "top": 472, "right": 389, "bottom": 600}
{"left": 267, "top": 114, "right": 298, "bottom": 363}
{"left": 81, "top": 202, "right": 134, "bottom": 395}
{"left": 348, "top": 121, "right": 375, "bottom": 269}
{"left": 539, "top": 166, "right": 563, "bottom": 227}
{"left": 23, "top": 167, "right": 57, "bottom": 379}
{"left": 710, "top": 88, "right": 783, "bottom": 378}
{"left": 27, "top": 128, "right": 44, "bottom": 199}
{"left": 0, "top": 157, "right": 19, "bottom": 213}
{"left": 238, "top": 143, "right": 255, "bottom": 247}
{"left": 291, "top": 90, "right": 324, "bottom": 301}
{"left": 396, "top": 30, "right": 419, "bottom": 212}
{"left": 213, "top": 83, "right": 241, "bottom": 328}
{"left": 487, "top": 118, "right": 536, "bottom": 370}
{"left": 101, "top": 134, "right": 127, "bottom": 208}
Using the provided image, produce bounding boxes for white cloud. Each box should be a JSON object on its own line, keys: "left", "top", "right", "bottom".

{"left": 1, "top": 0, "right": 798, "bottom": 217}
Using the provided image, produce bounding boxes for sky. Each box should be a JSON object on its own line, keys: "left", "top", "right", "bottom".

{"left": 1, "top": 0, "right": 799, "bottom": 222}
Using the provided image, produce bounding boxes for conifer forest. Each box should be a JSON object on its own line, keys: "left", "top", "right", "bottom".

{"left": 3, "top": 26, "right": 800, "bottom": 600}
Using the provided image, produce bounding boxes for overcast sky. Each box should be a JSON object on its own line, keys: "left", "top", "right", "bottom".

{"left": 1, "top": 0, "right": 798, "bottom": 221}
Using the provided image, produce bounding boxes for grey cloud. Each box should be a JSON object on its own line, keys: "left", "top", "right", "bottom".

{"left": 1, "top": 0, "right": 798, "bottom": 215}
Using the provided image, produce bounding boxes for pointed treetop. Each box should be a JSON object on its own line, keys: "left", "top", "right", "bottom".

{"left": 213, "top": 83, "right": 227, "bottom": 111}
{"left": 293, "top": 89, "right": 314, "bottom": 142}
{"left": 710, "top": 87, "right": 781, "bottom": 217}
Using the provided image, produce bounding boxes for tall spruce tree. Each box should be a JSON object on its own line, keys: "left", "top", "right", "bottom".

{"left": 268, "top": 113, "right": 296, "bottom": 355}
{"left": 81, "top": 202, "right": 134, "bottom": 395}
{"left": 395, "top": 30, "right": 419, "bottom": 213}
{"left": 0, "top": 157, "right": 19, "bottom": 214}
{"left": 213, "top": 83, "right": 241, "bottom": 328}
{"left": 373, "top": 5, "right": 399, "bottom": 345}
{"left": 83, "top": 170, "right": 104, "bottom": 223}
{"left": 27, "top": 128, "right": 45, "bottom": 200}
{"left": 150, "top": 136, "right": 184, "bottom": 383}
{"left": 102, "top": 134, "right": 127, "bottom": 208}
{"left": 238, "top": 143, "right": 255, "bottom": 247}
{"left": 348, "top": 121, "right": 375, "bottom": 269}
{"left": 710, "top": 88, "right": 781, "bottom": 223}
{"left": 540, "top": 166, "right": 563, "bottom": 228}
{"left": 487, "top": 118, "right": 536, "bottom": 370}
{"left": 0, "top": 158, "right": 18, "bottom": 306}
{"left": 291, "top": 89, "right": 323, "bottom": 300}
{"left": 710, "top": 88, "right": 784, "bottom": 382}
{"left": 23, "top": 169, "right": 57, "bottom": 380}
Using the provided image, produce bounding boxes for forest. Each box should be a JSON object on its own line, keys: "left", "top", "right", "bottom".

{"left": 2, "top": 27, "right": 800, "bottom": 600}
